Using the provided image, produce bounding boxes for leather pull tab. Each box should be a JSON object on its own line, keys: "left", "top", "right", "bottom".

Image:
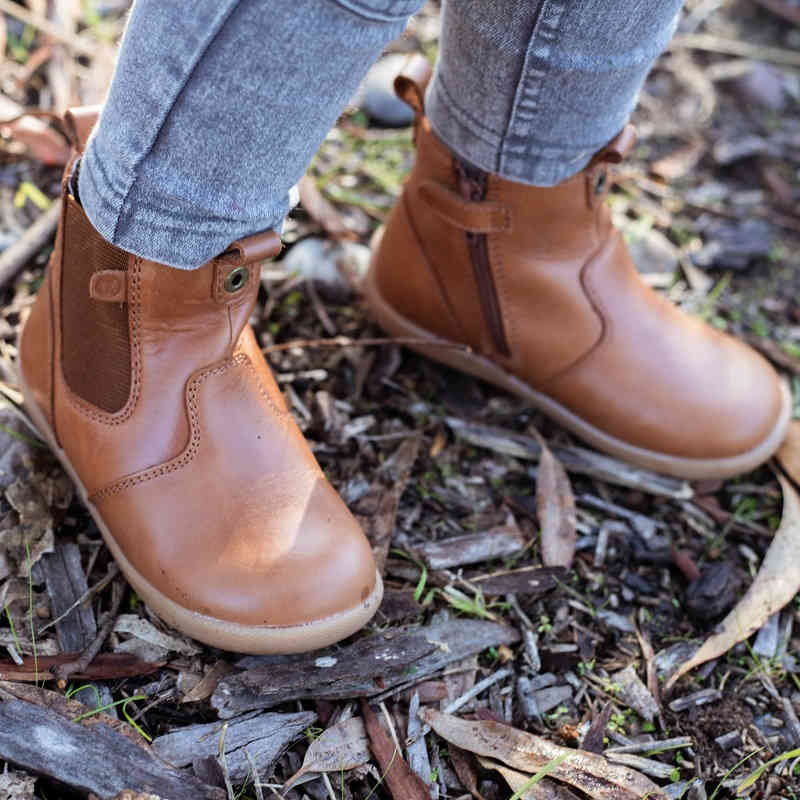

{"left": 63, "top": 105, "right": 102, "bottom": 153}
{"left": 89, "top": 270, "right": 127, "bottom": 303}
{"left": 593, "top": 124, "right": 636, "bottom": 165}
{"left": 417, "top": 181, "right": 511, "bottom": 234}
{"left": 393, "top": 53, "right": 432, "bottom": 113}
{"left": 224, "top": 229, "right": 282, "bottom": 265}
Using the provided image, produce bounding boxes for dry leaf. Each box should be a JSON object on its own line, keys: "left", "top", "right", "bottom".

{"left": 283, "top": 716, "right": 371, "bottom": 790}
{"left": 665, "top": 474, "right": 800, "bottom": 690}
{"left": 580, "top": 703, "right": 613, "bottom": 755}
{"left": 420, "top": 708, "right": 665, "bottom": 800}
{"left": 360, "top": 699, "right": 430, "bottom": 800}
{"left": 477, "top": 757, "right": 581, "bottom": 799}
{"left": 449, "top": 745, "right": 485, "bottom": 800}
{"left": 113, "top": 614, "right": 201, "bottom": 657}
{"left": 180, "top": 661, "right": 234, "bottom": 704}
{"left": 777, "top": 420, "right": 800, "bottom": 486}
{"left": 534, "top": 435, "right": 576, "bottom": 568}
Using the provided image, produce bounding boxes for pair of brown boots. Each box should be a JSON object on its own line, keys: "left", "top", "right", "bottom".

{"left": 18, "top": 61, "right": 790, "bottom": 653}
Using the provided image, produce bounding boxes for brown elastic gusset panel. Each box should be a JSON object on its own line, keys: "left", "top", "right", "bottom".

{"left": 61, "top": 199, "right": 131, "bottom": 412}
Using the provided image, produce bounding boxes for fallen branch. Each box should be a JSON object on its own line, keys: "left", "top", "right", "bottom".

{"left": 670, "top": 33, "right": 800, "bottom": 67}
{"left": 54, "top": 578, "right": 124, "bottom": 681}
{"left": 0, "top": 0, "right": 94, "bottom": 57}
{"left": 263, "top": 334, "right": 471, "bottom": 354}
{"left": 0, "top": 201, "right": 61, "bottom": 290}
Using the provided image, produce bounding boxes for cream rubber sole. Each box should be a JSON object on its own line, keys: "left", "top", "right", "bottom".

{"left": 19, "top": 370, "right": 383, "bottom": 654}
{"left": 364, "top": 232, "right": 792, "bottom": 481}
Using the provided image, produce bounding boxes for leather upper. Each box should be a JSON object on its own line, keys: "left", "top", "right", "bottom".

{"left": 19, "top": 112, "right": 377, "bottom": 628}
{"left": 372, "top": 78, "right": 785, "bottom": 461}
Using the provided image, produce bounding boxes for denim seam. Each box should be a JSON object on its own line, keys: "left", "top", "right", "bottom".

{"left": 433, "top": 76, "right": 504, "bottom": 148}
{"left": 499, "top": 0, "right": 568, "bottom": 176}
{"left": 111, "top": 0, "right": 244, "bottom": 245}
{"left": 324, "top": 0, "right": 419, "bottom": 22}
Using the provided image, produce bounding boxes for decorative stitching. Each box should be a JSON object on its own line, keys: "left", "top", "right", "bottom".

{"left": 89, "top": 353, "right": 289, "bottom": 503}
{"left": 64, "top": 256, "right": 143, "bottom": 425}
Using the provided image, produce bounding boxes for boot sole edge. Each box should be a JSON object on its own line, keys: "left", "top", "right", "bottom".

{"left": 363, "top": 237, "right": 791, "bottom": 481}
{"left": 18, "top": 368, "right": 383, "bottom": 655}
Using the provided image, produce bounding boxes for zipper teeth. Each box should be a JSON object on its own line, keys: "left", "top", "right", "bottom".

{"left": 455, "top": 160, "right": 510, "bottom": 357}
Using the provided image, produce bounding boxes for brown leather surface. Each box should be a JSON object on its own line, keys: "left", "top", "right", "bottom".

{"left": 92, "top": 354, "right": 376, "bottom": 625}
{"left": 20, "top": 109, "right": 377, "bottom": 630}
{"left": 63, "top": 105, "right": 101, "bottom": 152}
{"left": 370, "top": 98, "right": 785, "bottom": 461}
{"left": 541, "top": 232, "right": 783, "bottom": 458}
{"left": 379, "top": 122, "right": 496, "bottom": 355}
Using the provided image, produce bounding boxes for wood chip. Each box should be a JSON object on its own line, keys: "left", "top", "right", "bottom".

{"left": 0, "top": 682, "right": 222, "bottom": 800}
{"left": 612, "top": 664, "right": 660, "bottom": 723}
{"left": 152, "top": 710, "right": 315, "bottom": 784}
{"left": 41, "top": 540, "right": 96, "bottom": 653}
{"left": 415, "top": 515, "right": 526, "bottom": 569}
{"left": 445, "top": 418, "right": 692, "bottom": 499}
{"left": 355, "top": 435, "right": 420, "bottom": 572}
{"left": 212, "top": 619, "right": 519, "bottom": 718}
{"left": 471, "top": 565, "right": 565, "bottom": 597}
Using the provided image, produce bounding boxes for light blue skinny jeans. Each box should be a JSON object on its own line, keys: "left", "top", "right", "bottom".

{"left": 78, "top": 0, "right": 684, "bottom": 269}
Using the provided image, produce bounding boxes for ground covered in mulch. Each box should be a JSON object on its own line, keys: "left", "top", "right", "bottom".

{"left": 1, "top": 1, "right": 800, "bottom": 799}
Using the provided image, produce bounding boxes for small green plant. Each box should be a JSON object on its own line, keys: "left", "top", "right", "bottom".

{"left": 303, "top": 726, "right": 324, "bottom": 741}
{"left": 507, "top": 752, "right": 570, "bottom": 800}
{"left": 3, "top": 605, "right": 22, "bottom": 655}
{"left": 72, "top": 694, "right": 151, "bottom": 742}
{"left": 537, "top": 614, "right": 553, "bottom": 634}
{"left": 577, "top": 659, "right": 595, "bottom": 676}
{"left": 708, "top": 747, "right": 766, "bottom": 800}
{"left": 25, "top": 541, "right": 38, "bottom": 686}
{"left": 736, "top": 747, "right": 800, "bottom": 793}
{"left": 440, "top": 585, "right": 496, "bottom": 620}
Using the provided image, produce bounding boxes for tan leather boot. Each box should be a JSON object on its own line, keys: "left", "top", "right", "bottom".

{"left": 365, "top": 58, "right": 790, "bottom": 479}
{"left": 19, "top": 108, "right": 382, "bottom": 653}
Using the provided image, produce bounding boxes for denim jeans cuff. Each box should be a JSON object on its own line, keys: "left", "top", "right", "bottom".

{"left": 326, "top": 0, "right": 422, "bottom": 22}
{"left": 78, "top": 142, "right": 289, "bottom": 270}
{"left": 427, "top": 76, "right": 595, "bottom": 187}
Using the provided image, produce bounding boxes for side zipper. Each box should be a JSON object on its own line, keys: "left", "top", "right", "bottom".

{"left": 454, "top": 159, "right": 510, "bottom": 357}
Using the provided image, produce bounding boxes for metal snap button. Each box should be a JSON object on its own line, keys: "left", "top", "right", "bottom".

{"left": 224, "top": 266, "right": 249, "bottom": 293}
{"left": 594, "top": 169, "right": 608, "bottom": 195}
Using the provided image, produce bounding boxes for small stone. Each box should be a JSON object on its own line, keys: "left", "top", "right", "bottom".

{"left": 358, "top": 54, "right": 416, "bottom": 128}
{"left": 731, "top": 62, "right": 786, "bottom": 112}
{"left": 279, "top": 236, "right": 371, "bottom": 301}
